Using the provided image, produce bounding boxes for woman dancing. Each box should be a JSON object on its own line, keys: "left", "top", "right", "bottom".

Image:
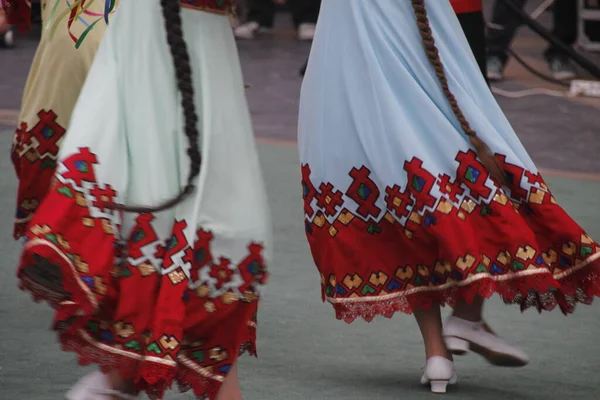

{"left": 299, "top": 0, "right": 599, "bottom": 393}
{"left": 14, "top": 0, "right": 271, "bottom": 399}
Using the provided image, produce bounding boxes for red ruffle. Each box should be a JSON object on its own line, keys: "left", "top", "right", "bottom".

{"left": 19, "top": 187, "right": 262, "bottom": 400}
{"left": 329, "top": 258, "right": 600, "bottom": 323}
{"left": 302, "top": 152, "right": 600, "bottom": 324}
{"left": 20, "top": 263, "right": 258, "bottom": 400}
{"left": 53, "top": 328, "right": 257, "bottom": 400}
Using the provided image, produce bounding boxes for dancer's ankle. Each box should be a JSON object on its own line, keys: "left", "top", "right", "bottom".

{"left": 107, "top": 370, "right": 136, "bottom": 399}
{"left": 451, "top": 298, "right": 484, "bottom": 323}
{"left": 425, "top": 343, "right": 453, "bottom": 361}
{"left": 451, "top": 311, "right": 482, "bottom": 323}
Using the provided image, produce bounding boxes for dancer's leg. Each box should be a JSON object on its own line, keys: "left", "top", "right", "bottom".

{"left": 107, "top": 370, "right": 136, "bottom": 400}
{"left": 414, "top": 305, "right": 452, "bottom": 360}
{"left": 452, "top": 295, "right": 484, "bottom": 322}
{"left": 216, "top": 363, "right": 242, "bottom": 400}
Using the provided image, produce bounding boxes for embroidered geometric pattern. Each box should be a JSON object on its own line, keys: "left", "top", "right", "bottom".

{"left": 12, "top": 109, "right": 67, "bottom": 239}
{"left": 46, "top": 147, "right": 268, "bottom": 296}
{"left": 19, "top": 148, "right": 267, "bottom": 400}
{"left": 302, "top": 150, "right": 600, "bottom": 323}
{"left": 303, "top": 150, "right": 554, "bottom": 232}
{"left": 318, "top": 233, "right": 599, "bottom": 299}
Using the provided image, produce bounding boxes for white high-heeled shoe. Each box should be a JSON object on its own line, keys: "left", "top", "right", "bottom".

{"left": 444, "top": 316, "right": 529, "bottom": 367}
{"left": 420, "top": 356, "right": 457, "bottom": 394}
{"left": 66, "top": 371, "right": 137, "bottom": 400}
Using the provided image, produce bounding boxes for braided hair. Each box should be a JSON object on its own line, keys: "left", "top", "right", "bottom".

{"left": 410, "top": 0, "right": 507, "bottom": 186}
{"left": 113, "top": 0, "right": 201, "bottom": 213}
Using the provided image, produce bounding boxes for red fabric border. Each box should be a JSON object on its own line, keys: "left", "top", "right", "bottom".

{"left": 450, "top": 0, "right": 483, "bottom": 14}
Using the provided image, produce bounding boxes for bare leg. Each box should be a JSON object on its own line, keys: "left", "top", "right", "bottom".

{"left": 0, "top": 10, "right": 10, "bottom": 34}
{"left": 107, "top": 370, "right": 136, "bottom": 400}
{"left": 216, "top": 363, "right": 242, "bottom": 400}
{"left": 414, "top": 305, "right": 452, "bottom": 360}
{"left": 451, "top": 295, "right": 484, "bottom": 322}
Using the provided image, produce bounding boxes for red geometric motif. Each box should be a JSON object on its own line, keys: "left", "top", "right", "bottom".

{"left": 22, "top": 110, "right": 66, "bottom": 158}
{"left": 301, "top": 154, "right": 600, "bottom": 323}
{"left": 16, "top": 147, "right": 265, "bottom": 400}
{"left": 496, "top": 155, "right": 528, "bottom": 200}
{"left": 455, "top": 150, "right": 492, "bottom": 200}
{"left": 403, "top": 158, "right": 437, "bottom": 211}
{"left": 128, "top": 214, "right": 160, "bottom": 259}
{"left": 437, "top": 173, "right": 464, "bottom": 202}
{"left": 183, "top": 230, "right": 215, "bottom": 282}
{"left": 12, "top": 110, "right": 71, "bottom": 240}
{"left": 384, "top": 185, "right": 413, "bottom": 218}
{"left": 346, "top": 166, "right": 381, "bottom": 219}
{"left": 525, "top": 170, "right": 545, "bottom": 186}
{"left": 301, "top": 164, "right": 318, "bottom": 217}
{"left": 90, "top": 184, "right": 117, "bottom": 211}
{"left": 237, "top": 243, "right": 269, "bottom": 287}
{"left": 303, "top": 150, "right": 600, "bottom": 322}
{"left": 315, "top": 182, "right": 344, "bottom": 216}
{"left": 62, "top": 147, "right": 98, "bottom": 186}
{"left": 209, "top": 258, "right": 234, "bottom": 289}
{"left": 155, "top": 220, "right": 188, "bottom": 268}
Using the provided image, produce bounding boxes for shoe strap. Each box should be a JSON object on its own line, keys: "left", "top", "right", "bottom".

{"left": 452, "top": 316, "right": 484, "bottom": 330}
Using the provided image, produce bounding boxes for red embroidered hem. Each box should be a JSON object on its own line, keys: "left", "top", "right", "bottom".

{"left": 19, "top": 234, "right": 260, "bottom": 400}
{"left": 326, "top": 255, "right": 600, "bottom": 323}
{"left": 20, "top": 267, "right": 257, "bottom": 399}
{"left": 302, "top": 152, "right": 600, "bottom": 324}
{"left": 54, "top": 331, "right": 256, "bottom": 400}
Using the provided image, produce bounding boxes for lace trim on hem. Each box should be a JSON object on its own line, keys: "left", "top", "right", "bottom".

{"left": 327, "top": 259, "right": 600, "bottom": 323}
{"left": 51, "top": 324, "right": 256, "bottom": 400}
{"left": 18, "top": 243, "right": 258, "bottom": 400}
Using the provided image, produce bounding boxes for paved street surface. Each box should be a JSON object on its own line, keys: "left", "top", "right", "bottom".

{"left": 1, "top": 2, "right": 600, "bottom": 399}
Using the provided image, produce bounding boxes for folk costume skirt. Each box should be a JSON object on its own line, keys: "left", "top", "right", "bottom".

{"left": 16, "top": 1, "right": 271, "bottom": 399}
{"left": 298, "top": 0, "right": 600, "bottom": 323}
{"left": 11, "top": 0, "right": 117, "bottom": 238}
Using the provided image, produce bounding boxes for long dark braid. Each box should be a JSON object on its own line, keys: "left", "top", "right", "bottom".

{"left": 112, "top": 0, "right": 201, "bottom": 213}
{"left": 410, "top": 0, "right": 508, "bottom": 186}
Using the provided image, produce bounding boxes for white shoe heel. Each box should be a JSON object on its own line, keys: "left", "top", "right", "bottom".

{"left": 429, "top": 380, "right": 450, "bottom": 394}
{"left": 445, "top": 336, "right": 469, "bottom": 355}
{"left": 420, "top": 356, "right": 457, "bottom": 394}
{"left": 443, "top": 316, "right": 530, "bottom": 367}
